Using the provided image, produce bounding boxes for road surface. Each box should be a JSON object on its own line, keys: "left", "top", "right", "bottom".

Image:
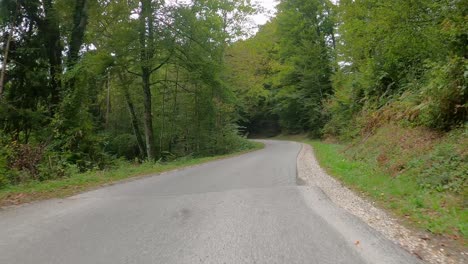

{"left": 0, "top": 140, "right": 421, "bottom": 264}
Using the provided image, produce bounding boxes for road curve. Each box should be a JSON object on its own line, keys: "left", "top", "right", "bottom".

{"left": 0, "top": 140, "right": 421, "bottom": 264}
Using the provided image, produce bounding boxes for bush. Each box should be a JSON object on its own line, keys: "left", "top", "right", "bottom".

{"left": 106, "top": 133, "right": 140, "bottom": 160}
{"left": 37, "top": 151, "right": 79, "bottom": 181}
{"left": 0, "top": 138, "right": 81, "bottom": 185}
{"left": 0, "top": 141, "right": 50, "bottom": 184}
{"left": 417, "top": 57, "right": 467, "bottom": 130}
{"left": 322, "top": 69, "right": 366, "bottom": 140}
{"left": 210, "top": 124, "right": 255, "bottom": 155}
{"left": 0, "top": 174, "right": 8, "bottom": 188}
{"left": 0, "top": 141, "right": 11, "bottom": 188}
{"left": 418, "top": 141, "right": 468, "bottom": 193}
{"left": 8, "top": 143, "right": 45, "bottom": 181}
{"left": 345, "top": 124, "right": 467, "bottom": 194}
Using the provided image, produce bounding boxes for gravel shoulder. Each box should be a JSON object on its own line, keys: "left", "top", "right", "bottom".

{"left": 296, "top": 143, "right": 467, "bottom": 264}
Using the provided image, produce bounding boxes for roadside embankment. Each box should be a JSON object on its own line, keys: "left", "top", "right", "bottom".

{"left": 287, "top": 124, "right": 467, "bottom": 263}
{"left": 297, "top": 142, "right": 466, "bottom": 263}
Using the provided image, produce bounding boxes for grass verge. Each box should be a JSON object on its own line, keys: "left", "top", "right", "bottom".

{"left": 305, "top": 140, "right": 466, "bottom": 245}
{"left": 0, "top": 141, "right": 264, "bottom": 207}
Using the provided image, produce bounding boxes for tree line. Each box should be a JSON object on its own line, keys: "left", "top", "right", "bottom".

{"left": 227, "top": 0, "right": 466, "bottom": 139}
{"left": 0, "top": 0, "right": 466, "bottom": 187}
{"left": 0, "top": 0, "right": 255, "bottom": 186}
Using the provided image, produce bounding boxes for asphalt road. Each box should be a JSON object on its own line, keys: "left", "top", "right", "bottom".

{"left": 0, "top": 140, "right": 421, "bottom": 264}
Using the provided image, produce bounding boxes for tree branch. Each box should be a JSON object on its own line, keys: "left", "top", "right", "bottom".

{"left": 127, "top": 69, "right": 142, "bottom": 77}
{"left": 150, "top": 54, "right": 173, "bottom": 74}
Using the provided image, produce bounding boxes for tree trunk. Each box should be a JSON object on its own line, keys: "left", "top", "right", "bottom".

{"left": 0, "top": 28, "right": 12, "bottom": 98}
{"left": 117, "top": 72, "right": 146, "bottom": 159}
{"left": 64, "top": 0, "right": 89, "bottom": 110}
{"left": 169, "top": 64, "right": 179, "bottom": 152}
{"left": 20, "top": 0, "right": 65, "bottom": 110}
{"left": 139, "top": 0, "right": 156, "bottom": 160}
{"left": 0, "top": 0, "right": 18, "bottom": 98}
{"left": 142, "top": 70, "right": 156, "bottom": 160}
{"left": 159, "top": 67, "right": 168, "bottom": 156}
{"left": 195, "top": 83, "right": 200, "bottom": 153}
{"left": 43, "top": 0, "right": 64, "bottom": 110}
{"left": 105, "top": 71, "right": 111, "bottom": 127}
{"left": 68, "top": 0, "right": 88, "bottom": 68}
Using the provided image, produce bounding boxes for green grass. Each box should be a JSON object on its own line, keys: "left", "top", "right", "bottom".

{"left": 304, "top": 140, "right": 467, "bottom": 243}
{"left": 0, "top": 141, "right": 264, "bottom": 206}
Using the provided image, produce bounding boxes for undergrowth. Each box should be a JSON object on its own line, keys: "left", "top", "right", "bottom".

{"left": 304, "top": 125, "right": 467, "bottom": 242}
{"left": 0, "top": 141, "right": 264, "bottom": 206}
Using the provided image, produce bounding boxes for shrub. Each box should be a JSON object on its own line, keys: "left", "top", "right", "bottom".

{"left": 0, "top": 142, "right": 11, "bottom": 188}
{"left": 212, "top": 124, "right": 254, "bottom": 154}
{"left": 37, "top": 151, "right": 79, "bottom": 181}
{"left": 0, "top": 174, "right": 8, "bottom": 188}
{"left": 417, "top": 57, "right": 467, "bottom": 130}
{"left": 0, "top": 138, "right": 83, "bottom": 185}
{"left": 9, "top": 143, "right": 45, "bottom": 178}
{"left": 106, "top": 133, "right": 140, "bottom": 160}
{"left": 418, "top": 142, "right": 467, "bottom": 193}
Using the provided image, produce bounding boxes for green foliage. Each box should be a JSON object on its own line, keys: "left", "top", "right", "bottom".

{"left": 225, "top": 21, "right": 280, "bottom": 136}
{"left": 418, "top": 144, "right": 467, "bottom": 193}
{"left": 417, "top": 57, "right": 467, "bottom": 129}
{"left": 0, "top": 134, "right": 81, "bottom": 185}
{"left": 210, "top": 124, "right": 255, "bottom": 155}
{"left": 6, "top": 143, "right": 45, "bottom": 183}
{"left": 106, "top": 133, "right": 140, "bottom": 159}
{"left": 226, "top": 0, "right": 335, "bottom": 136}
{"left": 0, "top": 139, "right": 11, "bottom": 188}
{"left": 0, "top": 175, "right": 8, "bottom": 189}
{"left": 0, "top": 142, "right": 264, "bottom": 206}
{"left": 324, "top": 0, "right": 467, "bottom": 139}
{"left": 272, "top": 0, "right": 334, "bottom": 135}
{"left": 323, "top": 68, "right": 366, "bottom": 139}
{"left": 415, "top": 129, "right": 468, "bottom": 193}
{"left": 343, "top": 124, "right": 467, "bottom": 194}
{"left": 37, "top": 152, "right": 79, "bottom": 181}
{"left": 0, "top": 0, "right": 258, "bottom": 188}
{"left": 307, "top": 139, "right": 467, "bottom": 239}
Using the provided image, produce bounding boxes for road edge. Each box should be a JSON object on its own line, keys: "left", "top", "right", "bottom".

{"left": 296, "top": 142, "right": 461, "bottom": 264}
{"left": 0, "top": 142, "right": 266, "bottom": 210}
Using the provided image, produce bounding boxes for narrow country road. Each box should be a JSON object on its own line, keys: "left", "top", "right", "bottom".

{"left": 0, "top": 140, "right": 421, "bottom": 264}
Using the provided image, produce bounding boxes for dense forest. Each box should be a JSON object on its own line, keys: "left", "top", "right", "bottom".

{"left": 227, "top": 0, "right": 467, "bottom": 194}
{"left": 0, "top": 0, "right": 258, "bottom": 186}
{"left": 0, "top": 0, "right": 466, "bottom": 199}
{"left": 229, "top": 0, "right": 466, "bottom": 137}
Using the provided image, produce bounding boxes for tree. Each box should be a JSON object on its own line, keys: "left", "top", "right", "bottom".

{"left": 0, "top": 0, "right": 257, "bottom": 185}
{"left": 324, "top": 0, "right": 466, "bottom": 137}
